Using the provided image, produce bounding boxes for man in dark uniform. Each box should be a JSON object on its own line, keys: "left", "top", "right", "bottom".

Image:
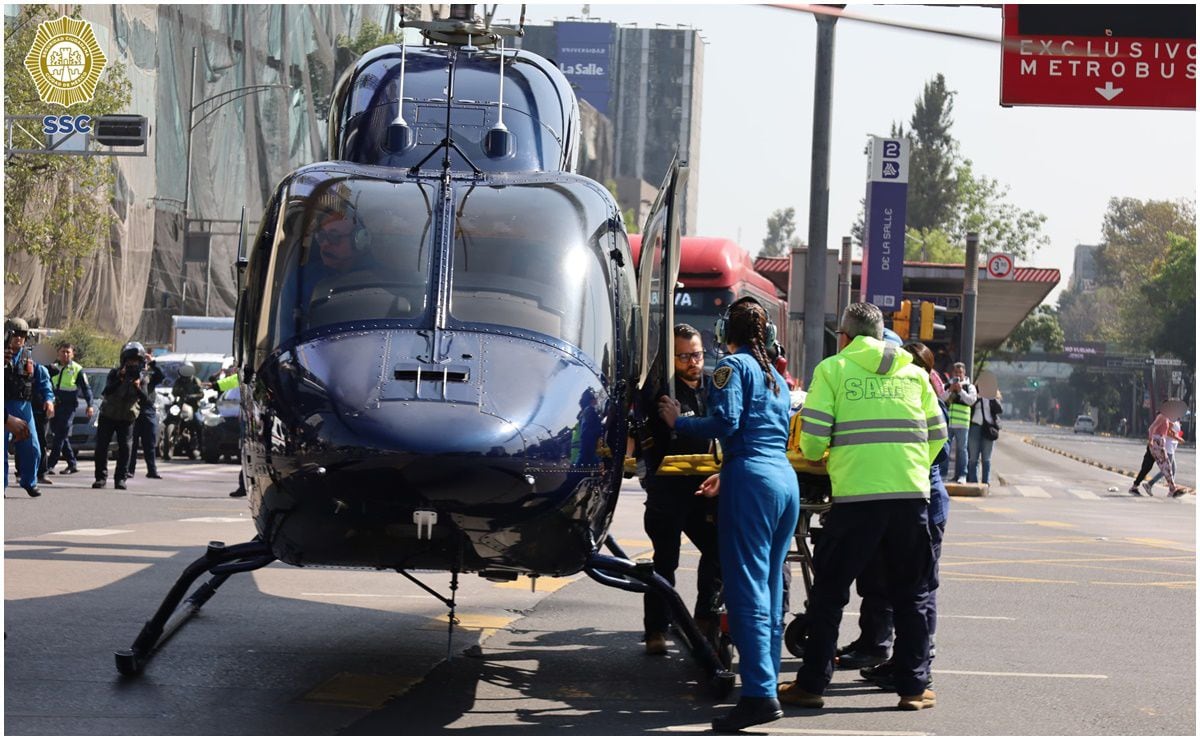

{"left": 93, "top": 344, "right": 152, "bottom": 490}
{"left": 638, "top": 323, "right": 722, "bottom": 655}
{"left": 5, "top": 318, "right": 53, "bottom": 497}
{"left": 126, "top": 345, "right": 164, "bottom": 479}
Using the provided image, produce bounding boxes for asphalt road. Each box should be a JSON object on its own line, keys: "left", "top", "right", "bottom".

{"left": 1019, "top": 423, "right": 1194, "bottom": 492}
{"left": 5, "top": 433, "right": 1195, "bottom": 735}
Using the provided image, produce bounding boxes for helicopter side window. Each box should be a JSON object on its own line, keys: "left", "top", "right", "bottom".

{"left": 264, "top": 178, "right": 434, "bottom": 349}
{"left": 450, "top": 182, "right": 615, "bottom": 368}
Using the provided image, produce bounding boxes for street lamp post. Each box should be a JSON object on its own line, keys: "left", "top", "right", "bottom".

{"left": 181, "top": 46, "right": 287, "bottom": 315}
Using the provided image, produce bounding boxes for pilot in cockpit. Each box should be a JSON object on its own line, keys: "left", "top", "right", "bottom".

{"left": 299, "top": 209, "right": 380, "bottom": 307}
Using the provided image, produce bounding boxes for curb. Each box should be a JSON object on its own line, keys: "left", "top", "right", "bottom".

{"left": 946, "top": 482, "right": 988, "bottom": 498}
{"left": 1021, "top": 437, "right": 1194, "bottom": 495}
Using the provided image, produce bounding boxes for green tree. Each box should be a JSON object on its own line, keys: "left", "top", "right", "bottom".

{"left": 1001, "top": 304, "right": 1064, "bottom": 354}
{"left": 4, "top": 4, "right": 133, "bottom": 290}
{"left": 760, "top": 207, "right": 803, "bottom": 257}
{"left": 1141, "top": 232, "right": 1195, "bottom": 370}
{"left": 336, "top": 19, "right": 400, "bottom": 55}
{"left": 1095, "top": 197, "right": 1195, "bottom": 351}
{"left": 904, "top": 227, "right": 964, "bottom": 263}
{"left": 904, "top": 75, "right": 958, "bottom": 232}
{"left": 951, "top": 160, "right": 1049, "bottom": 261}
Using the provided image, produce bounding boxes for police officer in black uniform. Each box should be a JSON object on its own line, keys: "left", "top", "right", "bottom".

{"left": 637, "top": 323, "right": 723, "bottom": 655}
{"left": 126, "top": 343, "right": 164, "bottom": 479}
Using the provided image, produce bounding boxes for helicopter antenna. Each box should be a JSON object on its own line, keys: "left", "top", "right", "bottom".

{"left": 385, "top": 26, "right": 415, "bottom": 153}
{"left": 482, "top": 37, "right": 513, "bottom": 158}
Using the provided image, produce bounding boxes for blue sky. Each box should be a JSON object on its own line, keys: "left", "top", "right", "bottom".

{"left": 526, "top": 3, "right": 1197, "bottom": 303}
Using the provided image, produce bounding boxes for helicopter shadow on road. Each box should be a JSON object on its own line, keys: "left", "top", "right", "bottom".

{"left": 3, "top": 538, "right": 503, "bottom": 735}
{"left": 341, "top": 589, "right": 896, "bottom": 735}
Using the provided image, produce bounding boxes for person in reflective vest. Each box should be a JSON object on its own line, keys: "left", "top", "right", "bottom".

{"left": 46, "top": 342, "right": 95, "bottom": 475}
{"left": 939, "top": 362, "right": 976, "bottom": 483}
{"left": 779, "top": 302, "right": 945, "bottom": 712}
{"left": 659, "top": 297, "right": 799, "bottom": 732}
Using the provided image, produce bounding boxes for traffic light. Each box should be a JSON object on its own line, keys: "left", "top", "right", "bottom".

{"left": 93, "top": 114, "right": 149, "bottom": 147}
{"left": 1028, "top": 378, "right": 1041, "bottom": 388}
{"left": 892, "top": 300, "right": 912, "bottom": 340}
{"left": 919, "top": 301, "right": 945, "bottom": 341}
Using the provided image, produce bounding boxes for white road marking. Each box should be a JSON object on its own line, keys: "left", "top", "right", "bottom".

{"left": 300, "top": 592, "right": 430, "bottom": 599}
{"left": 935, "top": 669, "right": 1107, "bottom": 679}
{"left": 47, "top": 528, "right": 132, "bottom": 537}
{"left": 657, "top": 725, "right": 928, "bottom": 736}
{"left": 1014, "top": 485, "right": 1051, "bottom": 498}
{"left": 1068, "top": 488, "right": 1101, "bottom": 500}
{"left": 178, "top": 516, "right": 248, "bottom": 523}
{"left": 844, "top": 611, "right": 1015, "bottom": 621}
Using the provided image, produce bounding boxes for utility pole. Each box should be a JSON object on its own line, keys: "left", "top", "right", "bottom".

{"left": 802, "top": 9, "right": 839, "bottom": 386}
{"left": 961, "top": 232, "right": 979, "bottom": 377}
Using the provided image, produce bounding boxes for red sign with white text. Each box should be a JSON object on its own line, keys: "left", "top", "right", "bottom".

{"left": 1001, "top": 5, "right": 1196, "bottom": 110}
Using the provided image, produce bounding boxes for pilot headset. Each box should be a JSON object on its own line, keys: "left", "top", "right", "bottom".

{"left": 318, "top": 211, "right": 371, "bottom": 253}
{"left": 714, "top": 296, "right": 777, "bottom": 349}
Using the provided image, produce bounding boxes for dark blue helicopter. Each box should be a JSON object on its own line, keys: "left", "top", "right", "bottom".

{"left": 115, "top": 5, "right": 733, "bottom": 695}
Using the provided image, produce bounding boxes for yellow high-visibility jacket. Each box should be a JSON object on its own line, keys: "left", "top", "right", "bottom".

{"left": 799, "top": 335, "right": 946, "bottom": 502}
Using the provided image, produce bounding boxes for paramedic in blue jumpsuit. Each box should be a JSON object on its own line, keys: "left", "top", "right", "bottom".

{"left": 659, "top": 297, "right": 799, "bottom": 733}
{"left": 5, "top": 318, "right": 55, "bottom": 497}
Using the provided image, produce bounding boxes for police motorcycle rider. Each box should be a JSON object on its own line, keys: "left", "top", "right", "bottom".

{"left": 5, "top": 318, "right": 55, "bottom": 497}
{"left": 93, "top": 342, "right": 153, "bottom": 490}
{"left": 46, "top": 342, "right": 95, "bottom": 475}
{"left": 166, "top": 362, "right": 204, "bottom": 459}
{"left": 658, "top": 298, "right": 799, "bottom": 733}
{"left": 637, "top": 323, "right": 724, "bottom": 658}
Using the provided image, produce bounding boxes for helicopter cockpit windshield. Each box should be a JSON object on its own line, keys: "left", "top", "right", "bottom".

{"left": 450, "top": 181, "right": 616, "bottom": 371}
{"left": 265, "top": 176, "right": 435, "bottom": 348}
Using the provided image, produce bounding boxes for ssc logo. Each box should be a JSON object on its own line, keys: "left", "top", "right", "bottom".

{"left": 24, "top": 16, "right": 107, "bottom": 107}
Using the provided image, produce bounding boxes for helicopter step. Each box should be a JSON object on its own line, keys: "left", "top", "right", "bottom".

{"left": 585, "top": 536, "right": 737, "bottom": 700}
{"left": 114, "top": 538, "right": 276, "bottom": 676}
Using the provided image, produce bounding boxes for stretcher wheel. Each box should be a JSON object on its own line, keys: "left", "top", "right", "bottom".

{"left": 784, "top": 613, "right": 808, "bottom": 658}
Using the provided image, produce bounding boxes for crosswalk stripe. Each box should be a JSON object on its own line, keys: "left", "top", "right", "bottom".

{"left": 1014, "top": 485, "right": 1051, "bottom": 498}
{"left": 1068, "top": 488, "right": 1101, "bottom": 500}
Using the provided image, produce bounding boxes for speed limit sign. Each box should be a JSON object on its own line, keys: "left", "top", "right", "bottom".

{"left": 986, "top": 253, "right": 1015, "bottom": 280}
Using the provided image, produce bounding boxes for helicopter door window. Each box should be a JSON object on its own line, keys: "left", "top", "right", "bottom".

{"left": 265, "top": 178, "right": 434, "bottom": 349}
{"left": 450, "top": 182, "right": 615, "bottom": 368}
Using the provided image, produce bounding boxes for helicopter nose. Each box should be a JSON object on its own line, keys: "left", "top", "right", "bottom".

{"left": 341, "top": 401, "right": 526, "bottom": 457}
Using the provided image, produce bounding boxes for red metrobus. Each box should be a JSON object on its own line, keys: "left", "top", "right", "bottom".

{"left": 629, "top": 235, "right": 787, "bottom": 370}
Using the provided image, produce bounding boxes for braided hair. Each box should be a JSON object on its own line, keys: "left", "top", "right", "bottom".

{"left": 726, "top": 299, "right": 780, "bottom": 396}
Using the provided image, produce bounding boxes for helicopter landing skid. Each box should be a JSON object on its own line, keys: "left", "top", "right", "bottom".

{"left": 114, "top": 538, "right": 276, "bottom": 676}
{"left": 585, "top": 536, "right": 736, "bottom": 701}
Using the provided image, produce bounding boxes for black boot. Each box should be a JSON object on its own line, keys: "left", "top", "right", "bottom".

{"left": 712, "top": 696, "right": 783, "bottom": 733}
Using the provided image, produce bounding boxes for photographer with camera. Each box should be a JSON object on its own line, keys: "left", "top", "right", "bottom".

{"left": 938, "top": 362, "right": 977, "bottom": 484}
{"left": 126, "top": 344, "right": 164, "bottom": 479}
{"left": 92, "top": 343, "right": 152, "bottom": 490}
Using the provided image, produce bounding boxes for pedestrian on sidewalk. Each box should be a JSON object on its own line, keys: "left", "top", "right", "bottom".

{"left": 967, "top": 390, "right": 1003, "bottom": 485}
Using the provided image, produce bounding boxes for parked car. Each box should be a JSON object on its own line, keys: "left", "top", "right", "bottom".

{"left": 200, "top": 385, "right": 242, "bottom": 463}
{"left": 1073, "top": 415, "right": 1096, "bottom": 434}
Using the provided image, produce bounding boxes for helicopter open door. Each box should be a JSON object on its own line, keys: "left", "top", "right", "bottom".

{"left": 635, "top": 155, "right": 687, "bottom": 406}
